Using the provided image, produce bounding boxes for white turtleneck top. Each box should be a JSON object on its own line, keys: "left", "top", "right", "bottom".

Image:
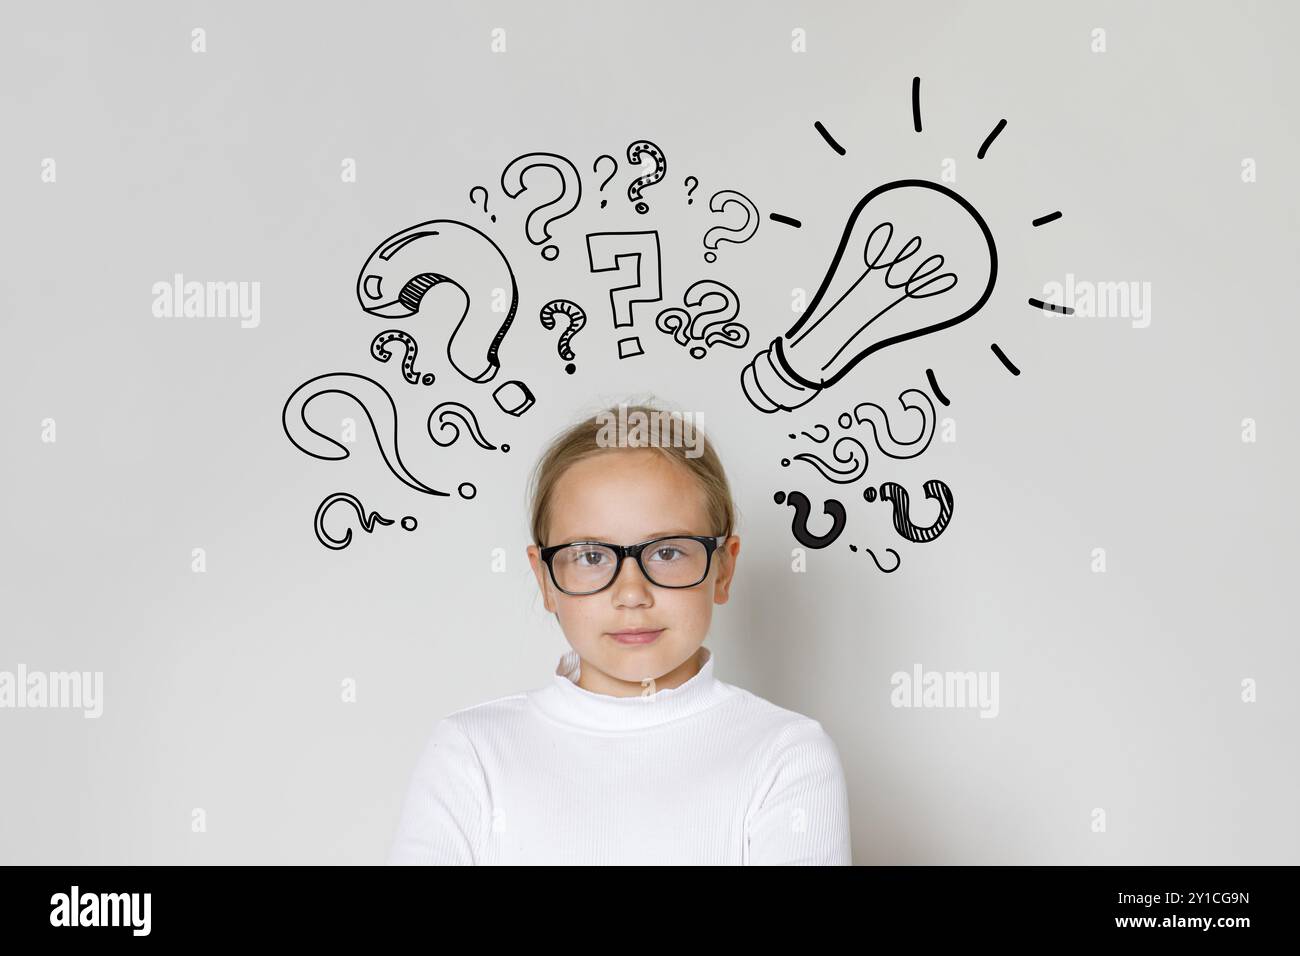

{"left": 387, "top": 646, "right": 853, "bottom": 865}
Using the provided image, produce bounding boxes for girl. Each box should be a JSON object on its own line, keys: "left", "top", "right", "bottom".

{"left": 388, "top": 401, "right": 853, "bottom": 864}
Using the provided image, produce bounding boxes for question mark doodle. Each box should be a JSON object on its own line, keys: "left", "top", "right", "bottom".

{"left": 703, "top": 189, "right": 760, "bottom": 262}
{"left": 626, "top": 140, "right": 666, "bottom": 214}
{"left": 356, "top": 219, "right": 519, "bottom": 386}
{"left": 585, "top": 231, "right": 663, "bottom": 359}
{"left": 773, "top": 490, "right": 848, "bottom": 549}
{"left": 654, "top": 280, "right": 748, "bottom": 359}
{"left": 370, "top": 330, "right": 435, "bottom": 385}
{"left": 866, "top": 480, "right": 954, "bottom": 543}
{"left": 427, "top": 401, "right": 509, "bottom": 453}
{"left": 848, "top": 543, "right": 901, "bottom": 573}
{"left": 314, "top": 492, "right": 417, "bottom": 551}
{"left": 500, "top": 152, "right": 582, "bottom": 260}
{"left": 468, "top": 186, "right": 495, "bottom": 223}
{"left": 283, "top": 372, "right": 475, "bottom": 498}
{"left": 782, "top": 435, "right": 869, "bottom": 484}
{"left": 839, "top": 389, "right": 936, "bottom": 459}
{"left": 539, "top": 299, "right": 587, "bottom": 374}
{"left": 593, "top": 155, "right": 618, "bottom": 209}
{"left": 684, "top": 176, "right": 699, "bottom": 204}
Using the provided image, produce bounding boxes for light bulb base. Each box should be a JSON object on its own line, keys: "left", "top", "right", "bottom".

{"left": 740, "top": 336, "right": 820, "bottom": 413}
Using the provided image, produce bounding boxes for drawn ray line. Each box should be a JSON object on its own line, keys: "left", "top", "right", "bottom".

{"left": 925, "top": 368, "right": 950, "bottom": 406}
{"left": 977, "top": 118, "right": 1007, "bottom": 159}
{"left": 1028, "top": 296, "right": 1075, "bottom": 315}
{"left": 991, "top": 343, "right": 1020, "bottom": 375}
{"left": 814, "top": 120, "right": 846, "bottom": 156}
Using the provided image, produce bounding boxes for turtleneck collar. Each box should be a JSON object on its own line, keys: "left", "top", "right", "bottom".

{"left": 527, "top": 645, "right": 736, "bottom": 732}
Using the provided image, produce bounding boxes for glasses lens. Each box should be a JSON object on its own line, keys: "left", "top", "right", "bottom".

{"left": 641, "top": 537, "right": 710, "bottom": 587}
{"left": 551, "top": 543, "right": 620, "bottom": 593}
{"left": 550, "top": 538, "right": 713, "bottom": 593}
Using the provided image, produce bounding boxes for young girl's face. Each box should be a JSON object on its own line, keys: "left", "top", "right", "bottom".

{"left": 526, "top": 448, "right": 740, "bottom": 696}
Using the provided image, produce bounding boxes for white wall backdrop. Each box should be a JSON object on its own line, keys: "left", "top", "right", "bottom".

{"left": 2, "top": 0, "right": 1296, "bottom": 864}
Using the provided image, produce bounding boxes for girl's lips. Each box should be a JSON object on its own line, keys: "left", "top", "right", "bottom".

{"left": 607, "top": 628, "right": 664, "bottom": 645}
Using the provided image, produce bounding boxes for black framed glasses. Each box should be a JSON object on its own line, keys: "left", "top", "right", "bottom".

{"left": 539, "top": 534, "right": 729, "bottom": 596}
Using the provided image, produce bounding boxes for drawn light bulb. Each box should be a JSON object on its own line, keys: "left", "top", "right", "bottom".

{"left": 741, "top": 180, "right": 997, "bottom": 413}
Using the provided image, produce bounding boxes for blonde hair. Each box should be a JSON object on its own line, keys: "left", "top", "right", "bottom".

{"left": 526, "top": 399, "right": 739, "bottom": 548}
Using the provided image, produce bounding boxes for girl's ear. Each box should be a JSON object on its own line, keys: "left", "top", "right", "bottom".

{"left": 713, "top": 536, "right": 740, "bottom": 604}
{"left": 526, "top": 545, "right": 557, "bottom": 614}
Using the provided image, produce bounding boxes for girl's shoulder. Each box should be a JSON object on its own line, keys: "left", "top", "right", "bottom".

{"left": 440, "top": 690, "right": 530, "bottom": 727}
{"left": 720, "top": 680, "right": 843, "bottom": 750}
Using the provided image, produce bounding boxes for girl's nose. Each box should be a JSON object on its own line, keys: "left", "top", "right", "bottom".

{"left": 610, "top": 555, "right": 653, "bottom": 605}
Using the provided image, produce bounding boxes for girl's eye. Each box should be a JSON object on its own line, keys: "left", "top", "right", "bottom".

{"left": 651, "top": 547, "right": 683, "bottom": 562}
{"left": 576, "top": 550, "right": 608, "bottom": 566}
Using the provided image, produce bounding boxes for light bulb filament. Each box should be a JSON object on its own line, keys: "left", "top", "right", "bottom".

{"left": 790, "top": 220, "right": 958, "bottom": 373}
